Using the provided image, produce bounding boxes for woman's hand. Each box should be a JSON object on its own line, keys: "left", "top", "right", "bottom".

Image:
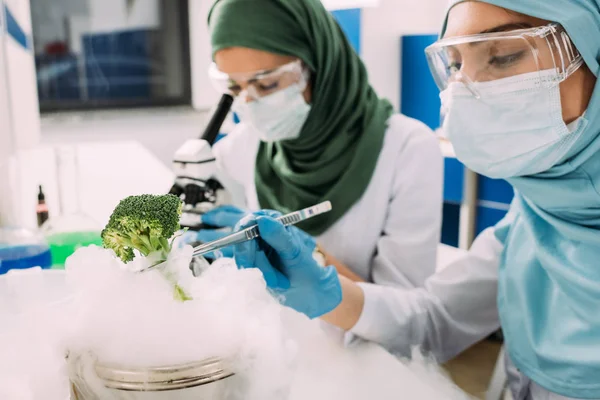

{"left": 316, "top": 247, "right": 366, "bottom": 283}
{"left": 233, "top": 211, "right": 343, "bottom": 319}
{"left": 180, "top": 205, "right": 248, "bottom": 258}
{"left": 200, "top": 205, "right": 248, "bottom": 228}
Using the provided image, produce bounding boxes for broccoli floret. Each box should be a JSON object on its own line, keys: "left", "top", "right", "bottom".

{"left": 102, "top": 194, "right": 191, "bottom": 302}
{"left": 102, "top": 194, "right": 183, "bottom": 263}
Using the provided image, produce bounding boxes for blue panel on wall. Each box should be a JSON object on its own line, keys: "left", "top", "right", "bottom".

{"left": 441, "top": 203, "right": 460, "bottom": 247}
{"left": 400, "top": 34, "right": 440, "bottom": 130}
{"left": 444, "top": 157, "right": 464, "bottom": 204}
{"left": 476, "top": 206, "right": 508, "bottom": 235}
{"left": 4, "top": 4, "right": 31, "bottom": 50}
{"left": 478, "top": 177, "right": 514, "bottom": 205}
{"left": 331, "top": 9, "right": 361, "bottom": 53}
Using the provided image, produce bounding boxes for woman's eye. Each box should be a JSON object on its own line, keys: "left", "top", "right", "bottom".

{"left": 227, "top": 84, "right": 242, "bottom": 95}
{"left": 489, "top": 51, "right": 525, "bottom": 68}
{"left": 446, "top": 62, "right": 462, "bottom": 74}
{"left": 257, "top": 81, "right": 279, "bottom": 92}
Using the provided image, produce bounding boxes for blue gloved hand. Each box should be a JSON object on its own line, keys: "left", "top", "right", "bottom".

{"left": 201, "top": 205, "right": 247, "bottom": 228}
{"left": 180, "top": 205, "right": 248, "bottom": 258}
{"left": 233, "top": 211, "right": 342, "bottom": 319}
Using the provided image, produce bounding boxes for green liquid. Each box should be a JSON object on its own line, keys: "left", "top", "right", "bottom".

{"left": 47, "top": 231, "right": 103, "bottom": 269}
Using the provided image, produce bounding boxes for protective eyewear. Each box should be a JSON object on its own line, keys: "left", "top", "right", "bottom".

{"left": 425, "top": 23, "right": 583, "bottom": 98}
{"left": 208, "top": 60, "right": 307, "bottom": 101}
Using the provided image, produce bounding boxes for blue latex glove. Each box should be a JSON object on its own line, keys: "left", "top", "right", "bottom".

{"left": 233, "top": 211, "right": 342, "bottom": 319}
{"left": 201, "top": 205, "right": 247, "bottom": 228}
{"left": 180, "top": 205, "right": 248, "bottom": 258}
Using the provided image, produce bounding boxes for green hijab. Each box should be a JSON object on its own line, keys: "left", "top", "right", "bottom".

{"left": 209, "top": 0, "right": 394, "bottom": 235}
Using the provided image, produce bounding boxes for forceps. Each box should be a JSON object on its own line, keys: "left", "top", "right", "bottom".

{"left": 140, "top": 201, "right": 332, "bottom": 274}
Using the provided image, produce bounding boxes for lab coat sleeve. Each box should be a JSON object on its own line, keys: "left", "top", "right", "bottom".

{"left": 350, "top": 226, "right": 506, "bottom": 362}
{"left": 212, "top": 124, "right": 260, "bottom": 208}
{"left": 370, "top": 126, "right": 443, "bottom": 288}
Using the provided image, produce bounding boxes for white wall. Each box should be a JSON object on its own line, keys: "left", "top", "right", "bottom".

{"left": 322, "top": 0, "right": 380, "bottom": 10}
{"left": 0, "top": 2, "right": 16, "bottom": 226}
{"left": 30, "top": 0, "right": 88, "bottom": 53}
{"left": 361, "top": 0, "right": 447, "bottom": 112}
{"left": 88, "top": 0, "right": 160, "bottom": 33}
{"left": 189, "top": 0, "right": 220, "bottom": 111}
{"left": 30, "top": 0, "right": 160, "bottom": 54}
{"left": 40, "top": 108, "right": 209, "bottom": 167}
{"left": 2, "top": 0, "right": 40, "bottom": 149}
{"left": 0, "top": 7, "right": 13, "bottom": 163}
{"left": 0, "top": 0, "right": 41, "bottom": 226}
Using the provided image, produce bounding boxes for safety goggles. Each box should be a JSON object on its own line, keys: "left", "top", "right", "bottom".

{"left": 425, "top": 23, "right": 583, "bottom": 98}
{"left": 208, "top": 59, "right": 308, "bottom": 101}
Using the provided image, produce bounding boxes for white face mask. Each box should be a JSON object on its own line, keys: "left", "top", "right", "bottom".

{"left": 440, "top": 70, "right": 588, "bottom": 179}
{"left": 233, "top": 79, "right": 311, "bottom": 143}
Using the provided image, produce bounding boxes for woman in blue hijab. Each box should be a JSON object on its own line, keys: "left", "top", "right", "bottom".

{"left": 231, "top": 1, "right": 600, "bottom": 398}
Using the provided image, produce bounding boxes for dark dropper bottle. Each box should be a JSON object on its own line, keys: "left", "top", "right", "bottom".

{"left": 36, "top": 185, "right": 49, "bottom": 227}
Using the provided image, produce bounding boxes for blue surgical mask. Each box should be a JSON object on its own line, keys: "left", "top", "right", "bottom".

{"left": 233, "top": 81, "right": 311, "bottom": 143}
{"left": 440, "top": 70, "right": 588, "bottom": 179}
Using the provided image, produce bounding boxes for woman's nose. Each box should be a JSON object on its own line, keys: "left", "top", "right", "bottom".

{"left": 239, "top": 90, "right": 253, "bottom": 103}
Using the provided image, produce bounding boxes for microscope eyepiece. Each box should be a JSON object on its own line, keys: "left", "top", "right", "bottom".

{"left": 200, "top": 94, "right": 234, "bottom": 145}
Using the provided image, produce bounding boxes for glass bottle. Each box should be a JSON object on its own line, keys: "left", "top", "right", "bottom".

{"left": 42, "top": 146, "right": 103, "bottom": 269}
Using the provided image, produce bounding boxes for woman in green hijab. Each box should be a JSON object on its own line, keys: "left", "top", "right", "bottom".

{"left": 192, "top": 0, "right": 443, "bottom": 291}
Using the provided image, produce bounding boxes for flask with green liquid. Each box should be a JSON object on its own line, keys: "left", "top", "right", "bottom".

{"left": 42, "top": 147, "right": 103, "bottom": 269}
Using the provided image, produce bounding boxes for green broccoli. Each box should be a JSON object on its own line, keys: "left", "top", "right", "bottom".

{"left": 102, "top": 194, "right": 191, "bottom": 301}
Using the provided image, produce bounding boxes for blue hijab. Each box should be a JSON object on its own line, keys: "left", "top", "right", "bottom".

{"left": 443, "top": 1, "right": 600, "bottom": 398}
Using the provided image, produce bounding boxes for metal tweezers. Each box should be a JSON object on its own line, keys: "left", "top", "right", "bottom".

{"left": 139, "top": 201, "right": 332, "bottom": 273}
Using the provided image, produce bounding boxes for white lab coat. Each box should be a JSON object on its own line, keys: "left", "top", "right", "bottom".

{"left": 350, "top": 226, "right": 502, "bottom": 361}
{"left": 350, "top": 213, "right": 579, "bottom": 400}
{"left": 213, "top": 114, "right": 444, "bottom": 289}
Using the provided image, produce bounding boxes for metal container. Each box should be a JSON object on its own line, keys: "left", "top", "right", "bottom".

{"left": 69, "top": 354, "right": 241, "bottom": 400}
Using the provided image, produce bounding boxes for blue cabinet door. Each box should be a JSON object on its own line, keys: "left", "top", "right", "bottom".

{"left": 400, "top": 34, "right": 440, "bottom": 131}
{"left": 331, "top": 9, "right": 361, "bottom": 53}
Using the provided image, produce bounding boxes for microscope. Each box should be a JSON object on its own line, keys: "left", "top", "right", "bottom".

{"left": 168, "top": 94, "right": 234, "bottom": 231}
